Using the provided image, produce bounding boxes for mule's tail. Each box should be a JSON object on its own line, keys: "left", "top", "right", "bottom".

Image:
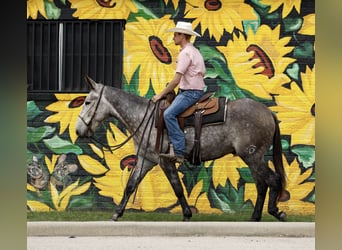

{"left": 271, "top": 112, "right": 289, "bottom": 201}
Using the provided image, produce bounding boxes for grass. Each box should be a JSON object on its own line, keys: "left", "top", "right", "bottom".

{"left": 27, "top": 210, "right": 315, "bottom": 222}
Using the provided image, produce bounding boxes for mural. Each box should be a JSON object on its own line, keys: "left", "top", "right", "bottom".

{"left": 27, "top": 0, "right": 315, "bottom": 216}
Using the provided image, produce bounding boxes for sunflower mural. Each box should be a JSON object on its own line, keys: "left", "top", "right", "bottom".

{"left": 124, "top": 16, "right": 180, "bottom": 96}
{"left": 27, "top": 0, "right": 315, "bottom": 217}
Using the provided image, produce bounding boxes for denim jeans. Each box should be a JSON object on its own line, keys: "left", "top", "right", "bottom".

{"left": 163, "top": 89, "right": 204, "bottom": 156}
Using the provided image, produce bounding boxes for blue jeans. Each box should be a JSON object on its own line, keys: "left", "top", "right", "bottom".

{"left": 163, "top": 89, "right": 204, "bottom": 156}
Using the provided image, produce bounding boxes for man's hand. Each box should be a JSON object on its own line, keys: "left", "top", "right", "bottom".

{"left": 152, "top": 94, "right": 163, "bottom": 103}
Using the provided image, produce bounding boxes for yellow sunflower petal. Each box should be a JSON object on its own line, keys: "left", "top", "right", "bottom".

{"left": 27, "top": 200, "right": 52, "bottom": 212}
{"left": 78, "top": 155, "right": 108, "bottom": 175}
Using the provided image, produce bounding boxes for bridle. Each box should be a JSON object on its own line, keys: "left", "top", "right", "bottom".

{"left": 78, "top": 84, "right": 157, "bottom": 154}
{"left": 78, "top": 84, "right": 105, "bottom": 133}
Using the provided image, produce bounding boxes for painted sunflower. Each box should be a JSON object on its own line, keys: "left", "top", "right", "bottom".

{"left": 171, "top": 179, "right": 223, "bottom": 214}
{"left": 27, "top": 0, "right": 47, "bottom": 19}
{"left": 68, "top": 0, "right": 138, "bottom": 19}
{"left": 27, "top": 154, "right": 91, "bottom": 211}
{"left": 217, "top": 25, "right": 295, "bottom": 99}
{"left": 44, "top": 94, "right": 86, "bottom": 143}
{"left": 211, "top": 154, "right": 246, "bottom": 190}
{"left": 245, "top": 155, "right": 315, "bottom": 215}
{"left": 260, "top": 0, "right": 301, "bottom": 18}
{"left": 79, "top": 123, "right": 180, "bottom": 211}
{"left": 124, "top": 16, "right": 180, "bottom": 96}
{"left": 184, "top": 0, "right": 257, "bottom": 41}
{"left": 271, "top": 66, "right": 315, "bottom": 146}
{"left": 299, "top": 14, "right": 315, "bottom": 35}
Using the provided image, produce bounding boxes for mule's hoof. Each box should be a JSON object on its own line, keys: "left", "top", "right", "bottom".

{"left": 112, "top": 213, "right": 120, "bottom": 221}
{"left": 279, "top": 211, "right": 287, "bottom": 222}
{"left": 249, "top": 216, "right": 261, "bottom": 222}
{"left": 183, "top": 216, "right": 191, "bottom": 222}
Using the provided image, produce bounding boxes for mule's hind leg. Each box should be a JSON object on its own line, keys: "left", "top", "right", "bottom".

{"left": 159, "top": 158, "right": 192, "bottom": 221}
{"left": 242, "top": 153, "right": 286, "bottom": 221}
{"left": 249, "top": 162, "right": 286, "bottom": 222}
{"left": 112, "top": 157, "right": 155, "bottom": 221}
{"left": 267, "top": 172, "right": 287, "bottom": 221}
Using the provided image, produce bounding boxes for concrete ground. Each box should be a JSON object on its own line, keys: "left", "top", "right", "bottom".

{"left": 27, "top": 221, "right": 315, "bottom": 250}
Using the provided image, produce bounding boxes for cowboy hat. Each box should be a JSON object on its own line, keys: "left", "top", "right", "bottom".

{"left": 167, "top": 21, "right": 201, "bottom": 37}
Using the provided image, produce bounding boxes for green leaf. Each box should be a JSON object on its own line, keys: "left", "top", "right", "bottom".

{"left": 123, "top": 67, "right": 140, "bottom": 95}
{"left": 68, "top": 196, "right": 94, "bottom": 209}
{"left": 27, "top": 101, "right": 43, "bottom": 121}
{"left": 198, "top": 44, "right": 226, "bottom": 63}
{"left": 293, "top": 41, "right": 314, "bottom": 59}
{"left": 243, "top": 20, "right": 260, "bottom": 34}
{"left": 44, "top": 0, "right": 61, "bottom": 19}
{"left": 127, "top": 0, "right": 158, "bottom": 22}
{"left": 43, "top": 135, "right": 83, "bottom": 155}
{"left": 208, "top": 188, "right": 234, "bottom": 213}
{"left": 197, "top": 166, "right": 209, "bottom": 193}
{"left": 144, "top": 79, "right": 156, "bottom": 99}
{"left": 291, "top": 145, "right": 315, "bottom": 169}
{"left": 286, "top": 63, "right": 300, "bottom": 81}
{"left": 237, "top": 167, "right": 255, "bottom": 183}
{"left": 27, "top": 126, "right": 56, "bottom": 143}
{"left": 283, "top": 17, "right": 303, "bottom": 33}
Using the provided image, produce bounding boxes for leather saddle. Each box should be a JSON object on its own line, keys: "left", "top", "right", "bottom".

{"left": 155, "top": 91, "right": 227, "bottom": 165}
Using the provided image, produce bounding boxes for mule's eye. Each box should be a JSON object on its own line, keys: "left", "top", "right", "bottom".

{"left": 85, "top": 101, "right": 91, "bottom": 105}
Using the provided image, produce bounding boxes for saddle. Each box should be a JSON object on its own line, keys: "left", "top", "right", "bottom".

{"left": 155, "top": 91, "right": 227, "bottom": 165}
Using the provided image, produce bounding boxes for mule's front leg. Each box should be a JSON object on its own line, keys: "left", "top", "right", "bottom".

{"left": 112, "top": 158, "right": 155, "bottom": 221}
{"left": 250, "top": 180, "right": 268, "bottom": 221}
{"left": 159, "top": 158, "right": 192, "bottom": 221}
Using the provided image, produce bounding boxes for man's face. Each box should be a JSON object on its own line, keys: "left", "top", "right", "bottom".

{"left": 173, "top": 32, "right": 185, "bottom": 45}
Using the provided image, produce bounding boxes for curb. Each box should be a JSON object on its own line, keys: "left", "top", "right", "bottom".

{"left": 27, "top": 221, "right": 315, "bottom": 237}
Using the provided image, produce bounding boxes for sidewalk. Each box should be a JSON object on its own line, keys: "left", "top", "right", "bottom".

{"left": 27, "top": 221, "right": 315, "bottom": 237}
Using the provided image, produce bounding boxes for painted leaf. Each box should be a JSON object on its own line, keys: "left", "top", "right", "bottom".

{"left": 43, "top": 135, "right": 83, "bottom": 154}
{"left": 49, "top": 182, "right": 59, "bottom": 210}
{"left": 237, "top": 167, "right": 255, "bottom": 183}
{"left": 283, "top": 16, "right": 303, "bottom": 32}
{"left": 27, "top": 126, "right": 56, "bottom": 143}
{"left": 208, "top": 188, "right": 234, "bottom": 213}
{"left": 27, "top": 101, "right": 43, "bottom": 121}
{"left": 291, "top": 145, "right": 315, "bottom": 169}
{"left": 45, "top": 0, "right": 61, "bottom": 19}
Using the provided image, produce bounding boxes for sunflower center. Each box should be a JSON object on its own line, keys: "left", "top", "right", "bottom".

{"left": 120, "top": 155, "right": 137, "bottom": 171}
{"left": 96, "top": 0, "right": 116, "bottom": 8}
{"left": 149, "top": 36, "right": 172, "bottom": 64}
{"left": 69, "top": 96, "right": 86, "bottom": 108}
{"left": 246, "top": 44, "right": 275, "bottom": 78}
{"left": 204, "top": 0, "right": 222, "bottom": 11}
{"left": 311, "top": 103, "right": 315, "bottom": 116}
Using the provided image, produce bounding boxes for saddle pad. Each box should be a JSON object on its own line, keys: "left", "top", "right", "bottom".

{"left": 183, "top": 97, "right": 227, "bottom": 127}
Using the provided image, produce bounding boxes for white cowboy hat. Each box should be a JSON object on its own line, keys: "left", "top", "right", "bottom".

{"left": 167, "top": 21, "right": 201, "bottom": 37}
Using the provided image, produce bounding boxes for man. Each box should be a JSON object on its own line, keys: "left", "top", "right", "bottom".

{"left": 152, "top": 21, "right": 206, "bottom": 163}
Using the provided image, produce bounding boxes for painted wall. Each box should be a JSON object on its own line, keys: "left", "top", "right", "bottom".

{"left": 27, "top": 0, "right": 315, "bottom": 216}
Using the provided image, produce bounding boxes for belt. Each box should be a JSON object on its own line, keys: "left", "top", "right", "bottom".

{"left": 179, "top": 89, "right": 203, "bottom": 92}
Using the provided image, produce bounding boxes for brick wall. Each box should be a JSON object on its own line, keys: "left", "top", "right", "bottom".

{"left": 27, "top": 0, "right": 315, "bottom": 216}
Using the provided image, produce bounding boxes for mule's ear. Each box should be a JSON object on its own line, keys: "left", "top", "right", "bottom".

{"left": 84, "top": 75, "right": 97, "bottom": 90}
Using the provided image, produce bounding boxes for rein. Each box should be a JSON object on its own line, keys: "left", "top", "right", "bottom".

{"left": 84, "top": 92, "right": 156, "bottom": 154}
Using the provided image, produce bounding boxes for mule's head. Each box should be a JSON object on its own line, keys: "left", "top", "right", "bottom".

{"left": 75, "top": 76, "right": 107, "bottom": 138}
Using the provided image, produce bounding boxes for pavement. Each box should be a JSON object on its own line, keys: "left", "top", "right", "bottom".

{"left": 27, "top": 222, "right": 315, "bottom": 250}
{"left": 27, "top": 221, "right": 315, "bottom": 237}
